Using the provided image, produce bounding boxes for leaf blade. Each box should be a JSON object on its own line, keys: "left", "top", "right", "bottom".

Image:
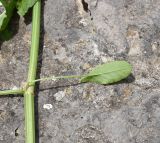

{"left": 0, "top": 0, "right": 16, "bottom": 31}
{"left": 16, "top": 0, "right": 38, "bottom": 16}
{"left": 80, "top": 61, "right": 132, "bottom": 84}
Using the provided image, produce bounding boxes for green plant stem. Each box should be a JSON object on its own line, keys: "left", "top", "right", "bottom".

{"left": 0, "top": 89, "right": 24, "bottom": 95}
{"left": 24, "top": 1, "right": 40, "bottom": 143}
{"left": 33, "top": 74, "right": 84, "bottom": 83}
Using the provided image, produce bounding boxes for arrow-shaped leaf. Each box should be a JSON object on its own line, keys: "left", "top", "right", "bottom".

{"left": 80, "top": 61, "right": 132, "bottom": 84}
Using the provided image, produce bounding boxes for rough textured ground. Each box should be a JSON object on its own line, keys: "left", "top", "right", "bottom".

{"left": 1, "top": 0, "right": 160, "bottom": 143}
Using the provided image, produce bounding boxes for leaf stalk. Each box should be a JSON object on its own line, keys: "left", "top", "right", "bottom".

{"left": 0, "top": 89, "right": 24, "bottom": 95}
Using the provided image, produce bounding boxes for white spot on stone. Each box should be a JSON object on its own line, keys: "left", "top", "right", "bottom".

{"left": 79, "top": 18, "right": 88, "bottom": 26}
{"left": 52, "top": 75, "right": 57, "bottom": 81}
{"left": 12, "top": 86, "right": 19, "bottom": 90}
{"left": 92, "top": 42, "right": 100, "bottom": 56}
{"left": 53, "top": 91, "right": 65, "bottom": 101}
{"left": 127, "top": 27, "right": 142, "bottom": 56}
{"left": 128, "top": 39, "right": 142, "bottom": 56}
{"left": 43, "top": 104, "right": 53, "bottom": 110}
{"left": 101, "top": 56, "right": 113, "bottom": 63}
{"left": 151, "top": 42, "right": 158, "bottom": 51}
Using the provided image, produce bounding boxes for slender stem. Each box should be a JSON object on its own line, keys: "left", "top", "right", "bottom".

{"left": 33, "top": 74, "right": 84, "bottom": 83}
{"left": 0, "top": 89, "right": 24, "bottom": 96}
{"left": 24, "top": 1, "right": 41, "bottom": 143}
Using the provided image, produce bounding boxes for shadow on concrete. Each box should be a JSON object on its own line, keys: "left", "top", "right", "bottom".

{"left": 34, "top": 1, "right": 46, "bottom": 143}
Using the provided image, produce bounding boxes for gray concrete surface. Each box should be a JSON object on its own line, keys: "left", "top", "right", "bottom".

{"left": 0, "top": 0, "right": 160, "bottom": 142}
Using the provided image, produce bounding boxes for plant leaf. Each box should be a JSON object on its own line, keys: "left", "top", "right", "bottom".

{"left": 0, "top": 10, "right": 7, "bottom": 30}
{"left": 0, "top": 0, "right": 16, "bottom": 31}
{"left": 80, "top": 61, "right": 132, "bottom": 84}
{"left": 16, "top": 0, "right": 38, "bottom": 16}
{"left": 0, "top": 1, "right": 7, "bottom": 30}
{"left": 0, "top": 28, "right": 12, "bottom": 40}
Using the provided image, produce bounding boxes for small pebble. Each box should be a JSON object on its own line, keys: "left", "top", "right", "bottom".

{"left": 79, "top": 18, "right": 88, "bottom": 26}
{"left": 43, "top": 104, "right": 53, "bottom": 110}
{"left": 52, "top": 75, "right": 57, "bottom": 81}
{"left": 53, "top": 91, "right": 65, "bottom": 101}
{"left": 11, "top": 86, "right": 19, "bottom": 90}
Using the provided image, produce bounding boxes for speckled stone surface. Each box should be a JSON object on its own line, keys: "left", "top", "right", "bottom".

{"left": 0, "top": 0, "right": 160, "bottom": 142}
